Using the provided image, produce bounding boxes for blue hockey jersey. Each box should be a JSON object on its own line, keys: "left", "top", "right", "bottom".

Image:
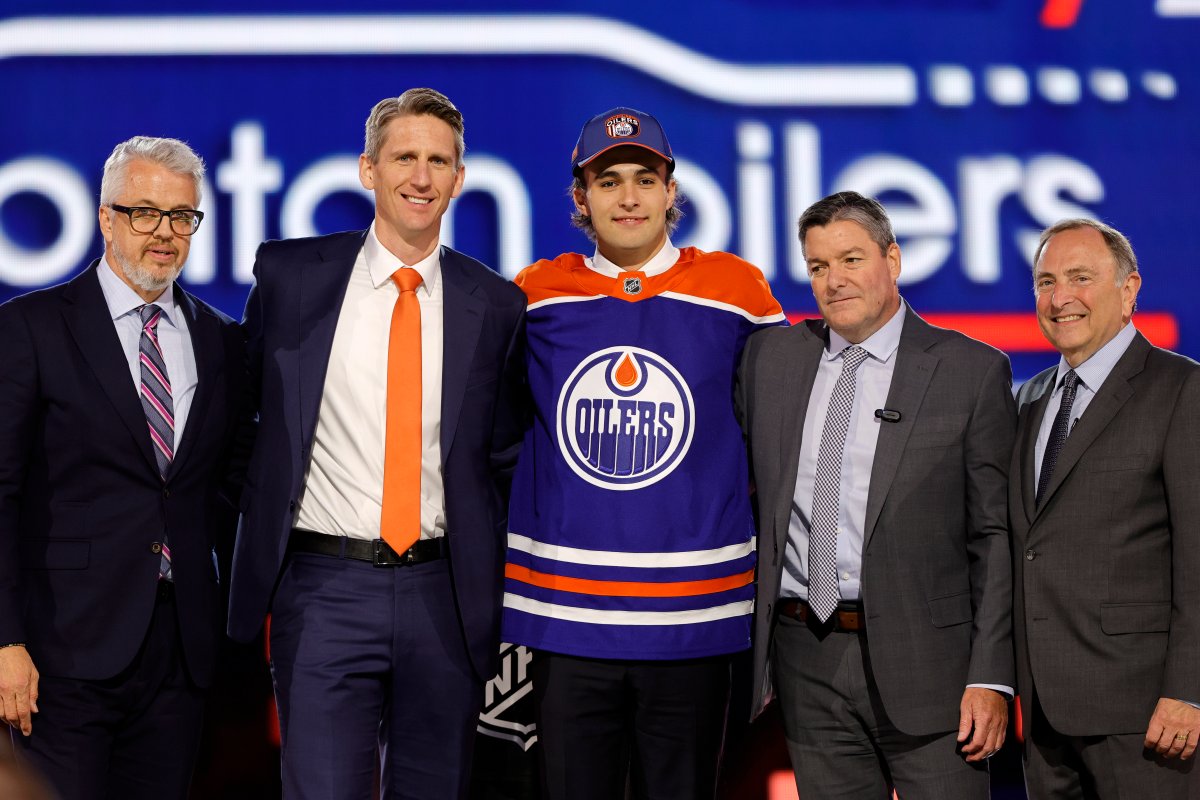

{"left": 502, "top": 247, "right": 786, "bottom": 659}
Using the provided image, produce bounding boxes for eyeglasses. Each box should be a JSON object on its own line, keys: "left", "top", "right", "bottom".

{"left": 110, "top": 204, "right": 205, "bottom": 236}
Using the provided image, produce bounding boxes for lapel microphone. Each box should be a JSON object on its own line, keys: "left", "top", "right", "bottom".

{"left": 874, "top": 408, "right": 902, "bottom": 423}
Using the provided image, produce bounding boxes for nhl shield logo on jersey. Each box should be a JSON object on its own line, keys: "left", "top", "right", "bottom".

{"left": 556, "top": 346, "right": 694, "bottom": 490}
{"left": 605, "top": 114, "right": 640, "bottom": 139}
{"left": 623, "top": 277, "right": 642, "bottom": 295}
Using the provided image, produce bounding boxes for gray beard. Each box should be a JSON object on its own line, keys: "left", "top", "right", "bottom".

{"left": 113, "top": 248, "right": 181, "bottom": 296}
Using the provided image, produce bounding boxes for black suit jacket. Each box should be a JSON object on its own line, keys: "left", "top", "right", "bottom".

{"left": 739, "top": 310, "right": 1016, "bottom": 734}
{"left": 226, "top": 230, "right": 527, "bottom": 679}
{"left": 1011, "top": 332, "right": 1200, "bottom": 735}
{"left": 0, "top": 262, "right": 245, "bottom": 687}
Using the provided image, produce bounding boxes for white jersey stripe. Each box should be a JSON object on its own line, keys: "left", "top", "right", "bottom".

{"left": 503, "top": 593, "right": 753, "bottom": 626}
{"left": 508, "top": 532, "right": 755, "bottom": 568}
{"left": 659, "top": 290, "right": 787, "bottom": 324}
{"left": 527, "top": 294, "right": 606, "bottom": 312}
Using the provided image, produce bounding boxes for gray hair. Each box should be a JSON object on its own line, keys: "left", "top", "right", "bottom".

{"left": 364, "top": 88, "right": 465, "bottom": 167}
{"left": 797, "top": 190, "right": 895, "bottom": 257}
{"left": 568, "top": 176, "right": 686, "bottom": 243}
{"left": 1034, "top": 218, "right": 1139, "bottom": 283}
{"left": 99, "top": 136, "right": 205, "bottom": 206}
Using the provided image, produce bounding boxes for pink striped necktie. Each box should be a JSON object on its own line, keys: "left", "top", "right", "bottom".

{"left": 139, "top": 304, "right": 174, "bottom": 581}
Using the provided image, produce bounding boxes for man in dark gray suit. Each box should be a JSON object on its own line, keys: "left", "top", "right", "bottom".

{"left": 1011, "top": 218, "right": 1198, "bottom": 798}
{"left": 738, "top": 191, "right": 1016, "bottom": 799}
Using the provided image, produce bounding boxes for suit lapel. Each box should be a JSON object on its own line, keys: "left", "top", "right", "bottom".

{"left": 773, "top": 322, "right": 823, "bottom": 544}
{"left": 1017, "top": 371, "right": 1055, "bottom": 523}
{"left": 1032, "top": 333, "right": 1148, "bottom": 520}
{"left": 439, "top": 247, "right": 486, "bottom": 458}
{"left": 863, "top": 311, "right": 938, "bottom": 551}
{"left": 62, "top": 262, "right": 160, "bottom": 475}
{"left": 167, "top": 287, "right": 218, "bottom": 479}
{"left": 297, "top": 231, "right": 365, "bottom": 458}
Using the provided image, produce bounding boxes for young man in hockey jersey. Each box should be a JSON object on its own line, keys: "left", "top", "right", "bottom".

{"left": 501, "top": 107, "right": 785, "bottom": 800}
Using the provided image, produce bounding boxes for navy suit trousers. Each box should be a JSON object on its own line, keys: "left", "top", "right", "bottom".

{"left": 268, "top": 550, "right": 484, "bottom": 800}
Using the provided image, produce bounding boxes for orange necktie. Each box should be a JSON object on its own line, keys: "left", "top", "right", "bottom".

{"left": 380, "top": 268, "right": 423, "bottom": 556}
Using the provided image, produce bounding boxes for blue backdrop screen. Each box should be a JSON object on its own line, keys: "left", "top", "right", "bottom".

{"left": 2, "top": 2, "right": 1197, "bottom": 380}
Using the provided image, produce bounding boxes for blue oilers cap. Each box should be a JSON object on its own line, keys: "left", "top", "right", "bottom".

{"left": 571, "top": 107, "right": 675, "bottom": 175}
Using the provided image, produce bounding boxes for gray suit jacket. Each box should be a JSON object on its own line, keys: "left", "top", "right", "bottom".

{"left": 1011, "top": 332, "right": 1200, "bottom": 736}
{"left": 738, "top": 309, "right": 1016, "bottom": 735}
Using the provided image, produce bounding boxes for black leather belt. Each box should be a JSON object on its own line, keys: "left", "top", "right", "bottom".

{"left": 288, "top": 529, "right": 446, "bottom": 566}
{"left": 777, "top": 599, "right": 865, "bottom": 632}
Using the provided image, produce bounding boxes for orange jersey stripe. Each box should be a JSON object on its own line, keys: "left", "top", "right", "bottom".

{"left": 505, "top": 564, "right": 755, "bottom": 598}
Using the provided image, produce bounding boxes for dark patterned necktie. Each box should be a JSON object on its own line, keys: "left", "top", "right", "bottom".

{"left": 1036, "top": 369, "right": 1079, "bottom": 506}
{"left": 809, "top": 345, "right": 869, "bottom": 622}
{"left": 139, "top": 304, "right": 174, "bottom": 580}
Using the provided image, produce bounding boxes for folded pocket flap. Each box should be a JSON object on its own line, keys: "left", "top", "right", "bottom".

{"left": 1100, "top": 602, "right": 1170, "bottom": 634}
{"left": 928, "top": 591, "right": 972, "bottom": 628}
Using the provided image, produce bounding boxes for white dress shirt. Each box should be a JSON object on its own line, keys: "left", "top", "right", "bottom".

{"left": 783, "top": 303, "right": 904, "bottom": 603}
{"left": 96, "top": 259, "right": 197, "bottom": 455}
{"left": 585, "top": 238, "right": 681, "bottom": 277}
{"left": 296, "top": 224, "right": 446, "bottom": 541}
{"left": 1034, "top": 321, "right": 1137, "bottom": 480}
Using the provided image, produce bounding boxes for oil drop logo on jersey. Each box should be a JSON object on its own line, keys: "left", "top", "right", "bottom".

{"left": 556, "top": 346, "right": 694, "bottom": 490}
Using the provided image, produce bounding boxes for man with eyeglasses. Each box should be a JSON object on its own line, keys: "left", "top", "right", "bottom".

{"left": 0, "top": 136, "right": 246, "bottom": 800}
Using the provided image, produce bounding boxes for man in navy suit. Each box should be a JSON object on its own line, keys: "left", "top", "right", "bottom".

{"left": 227, "top": 88, "right": 527, "bottom": 799}
{"left": 0, "top": 136, "right": 246, "bottom": 799}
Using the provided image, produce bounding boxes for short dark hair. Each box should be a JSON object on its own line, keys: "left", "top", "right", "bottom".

{"left": 797, "top": 191, "right": 895, "bottom": 257}
{"left": 364, "top": 88, "right": 465, "bottom": 167}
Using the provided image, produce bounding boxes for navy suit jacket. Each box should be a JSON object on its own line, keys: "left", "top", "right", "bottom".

{"left": 227, "top": 230, "right": 527, "bottom": 679}
{"left": 0, "top": 262, "right": 245, "bottom": 687}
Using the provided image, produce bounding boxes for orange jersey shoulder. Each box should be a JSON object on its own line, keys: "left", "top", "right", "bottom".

{"left": 666, "top": 248, "right": 785, "bottom": 321}
{"left": 515, "top": 253, "right": 597, "bottom": 308}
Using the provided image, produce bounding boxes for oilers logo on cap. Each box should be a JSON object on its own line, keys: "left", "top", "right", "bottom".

{"left": 556, "top": 346, "right": 694, "bottom": 490}
{"left": 605, "top": 114, "right": 640, "bottom": 139}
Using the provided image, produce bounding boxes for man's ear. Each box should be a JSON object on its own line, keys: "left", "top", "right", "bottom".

{"left": 98, "top": 205, "right": 113, "bottom": 245}
{"left": 358, "top": 153, "right": 375, "bottom": 191}
{"left": 572, "top": 184, "right": 590, "bottom": 217}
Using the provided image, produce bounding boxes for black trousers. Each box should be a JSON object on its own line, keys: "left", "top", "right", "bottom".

{"left": 531, "top": 651, "right": 731, "bottom": 800}
{"left": 16, "top": 584, "right": 205, "bottom": 800}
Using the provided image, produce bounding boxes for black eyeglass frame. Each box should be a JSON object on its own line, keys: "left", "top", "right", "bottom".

{"left": 109, "top": 204, "right": 205, "bottom": 236}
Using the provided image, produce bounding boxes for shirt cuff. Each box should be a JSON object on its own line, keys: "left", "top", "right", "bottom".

{"left": 967, "top": 683, "right": 1014, "bottom": 699}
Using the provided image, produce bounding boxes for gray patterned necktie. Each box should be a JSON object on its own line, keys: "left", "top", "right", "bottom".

{"left": 1036, "top": 369, "right": 1079, "bottom": 506}
{"left": 139, "top": 304, "right": 174, "bottom": 580}
{"left": 809, "top": 345, "right": 869, "bottom": 622}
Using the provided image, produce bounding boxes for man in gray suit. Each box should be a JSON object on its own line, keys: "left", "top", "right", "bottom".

{"left": 1011, "top": 218, "right": 1198, "bottom": 798}
{"left": 738, "top": 191, "right": 1016, "bottom": 799}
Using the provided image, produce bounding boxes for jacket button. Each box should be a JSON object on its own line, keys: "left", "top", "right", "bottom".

{"left": 151, "top": 542, "right": 163, "bottom": 554}
{"left": 1025, "top": 549, "right": 1037, "bottom": 561}
{"left": 163, "top": 488, "right": 171, "bottom": 499}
